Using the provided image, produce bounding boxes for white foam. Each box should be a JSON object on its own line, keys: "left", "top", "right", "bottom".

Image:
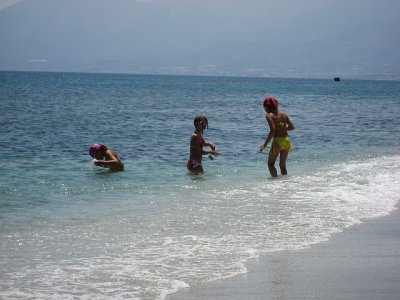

{"left": 160, "top": 280, "right": 189, "bottom": 300}
{"left": 2, "top": 155, "right": 399, "bottom": 300}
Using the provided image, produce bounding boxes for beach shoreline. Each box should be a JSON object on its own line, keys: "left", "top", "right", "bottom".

{"left": 167, "top": 205, "right": 400, "bottom": 300}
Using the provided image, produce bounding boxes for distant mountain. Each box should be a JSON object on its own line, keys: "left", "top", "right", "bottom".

{"left": 1, "top": 0, "right": 399, "bottom": 79}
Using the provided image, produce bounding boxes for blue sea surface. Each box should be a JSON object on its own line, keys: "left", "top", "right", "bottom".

{"left": 1, "top": 71, "right": 400, "bottom": 299}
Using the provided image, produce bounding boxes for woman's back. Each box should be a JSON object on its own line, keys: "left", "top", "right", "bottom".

{"left": 269, "top": 112, "right": 293, "bottom": 138}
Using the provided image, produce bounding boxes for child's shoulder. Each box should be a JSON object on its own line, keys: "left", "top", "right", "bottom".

{"left": 277, "top": 111, "right": 287, "bottom": 116}
{"left": 191, "top": 131, "right": 202, "bottom": 139}
{"left": 277, "top": 111, "right": 289, "bottom": 119}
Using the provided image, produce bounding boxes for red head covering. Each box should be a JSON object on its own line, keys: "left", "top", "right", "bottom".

{"left": 263, "top": 96, "right": 279, "bottom": 108}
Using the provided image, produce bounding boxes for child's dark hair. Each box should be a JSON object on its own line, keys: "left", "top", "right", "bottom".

{"left": 193, "top": 115, "right": 208, "bottom": 129}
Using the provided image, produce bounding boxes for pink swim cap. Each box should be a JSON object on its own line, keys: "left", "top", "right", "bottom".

{"left": 263, "top": 96, "right": 279, "bottom": 108}
{"left": 89, "top": 144, "right": 105, "bottom": 157}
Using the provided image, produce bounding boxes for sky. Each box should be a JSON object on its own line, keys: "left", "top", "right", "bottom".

{"left": 0, "top": 0, "right": 399, "bottom": 79}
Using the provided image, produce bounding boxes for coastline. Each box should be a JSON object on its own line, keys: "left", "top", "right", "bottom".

{"left": 167, "top": 205, "right": 400, "bottom": 300}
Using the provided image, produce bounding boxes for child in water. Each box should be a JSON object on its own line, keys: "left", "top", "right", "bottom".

{"left": 259, "top": 96, "right": 295, "bottom": 177}
{"left": 187, "top": 115, "right": 218, "bottom": 174}
{"left": 89, "top": 143, "right": 124, "bottom": 172}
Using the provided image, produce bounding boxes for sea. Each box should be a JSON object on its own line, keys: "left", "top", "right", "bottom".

{"left": 1, "top": 71, "right": 400, "bottom": 299}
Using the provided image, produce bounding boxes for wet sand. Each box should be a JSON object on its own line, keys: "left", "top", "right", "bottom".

{"left": 168, "top": 207, "right": 400, "bottom": 300}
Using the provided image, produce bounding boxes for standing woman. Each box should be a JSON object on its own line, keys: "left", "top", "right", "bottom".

{"left": 259, "top": 96, "right": 295, "bottom": 177}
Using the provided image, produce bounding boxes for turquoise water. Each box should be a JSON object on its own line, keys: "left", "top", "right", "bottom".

{"left": 1, "top": 71, "right": 400, "bottom": 299}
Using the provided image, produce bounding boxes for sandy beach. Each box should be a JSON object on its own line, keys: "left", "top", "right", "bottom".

{"left": 168, "top": 206, "right": 400, "bottom": 300}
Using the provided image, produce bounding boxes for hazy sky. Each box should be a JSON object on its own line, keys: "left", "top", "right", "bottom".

{"left": 1, "top": 0, "right": 399, "bottom": 79}
{"left": 0, "top": 0, "right": 24, "bottom": 10}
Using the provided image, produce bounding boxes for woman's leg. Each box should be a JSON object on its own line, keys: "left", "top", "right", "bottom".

{"left": 279, "top": 150, "right": 289, "bottom": 175}
{"left": 268, "top": 150, "right": 280, "bottom": 177}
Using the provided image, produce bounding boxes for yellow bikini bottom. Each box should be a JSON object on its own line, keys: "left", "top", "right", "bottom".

{"left": 270, "top": 136, "right": 292, "bottom": 156}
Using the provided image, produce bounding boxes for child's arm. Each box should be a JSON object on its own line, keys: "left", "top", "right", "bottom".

{"left": 94, "top": 159, "right": 120, "bottom": 169}
{"left": 286, "top": 115, "right": 295, "bottom": 131}
{"left": 93, "top": 151, "right": 121, "bottom": 169}
{"left": 206, "top": 148, "right": 218, "bottom": 156}
{"left": 202, "top": 143, "right": 218, "bottom": 156}
{"left": 260, "top": 114, "right": 276, "bottom": 152}
{"left": 203, "top": 141, "right": 218, "bottom": 155}
{"left": 192, "top": 134, "right": 218, "bottom": 156}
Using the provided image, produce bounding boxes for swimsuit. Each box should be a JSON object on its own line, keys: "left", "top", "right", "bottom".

{"left": 187, "top": 160, "right": 202, "bottom": 171}
{"left": 270, "top": 136, "right": 292, "bottom": 156}
{"left": 187, "top": 132, "right": 206, "bottom": 172}
{"left": 268, "top": 120, "right": 291, "bottom": 156}
{"left": 274, "top": 122, "right": 286, "bottom": 128}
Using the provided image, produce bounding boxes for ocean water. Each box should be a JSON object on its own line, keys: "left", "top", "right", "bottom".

{"left": 1, "top": 71, "right": 400, "bottom": 299}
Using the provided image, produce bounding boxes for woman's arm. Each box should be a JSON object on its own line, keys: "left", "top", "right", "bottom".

{"left": 260, "top": 114, "right": 276, "bottom": 152}
{"left": 286, "top": 115, "right": 295, "bottom": 131}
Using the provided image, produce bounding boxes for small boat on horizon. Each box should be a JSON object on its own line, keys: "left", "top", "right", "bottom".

{"left": 334, "top": 77, "right": 341, "bottom": 81}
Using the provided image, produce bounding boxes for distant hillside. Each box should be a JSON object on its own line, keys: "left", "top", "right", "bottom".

{"left": 1, "top": 0, "right": 399, "bottom": 79}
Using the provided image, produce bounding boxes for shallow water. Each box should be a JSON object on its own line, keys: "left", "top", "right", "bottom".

{"left": 1, "top": 72, "right": 400, "bottom": 299}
